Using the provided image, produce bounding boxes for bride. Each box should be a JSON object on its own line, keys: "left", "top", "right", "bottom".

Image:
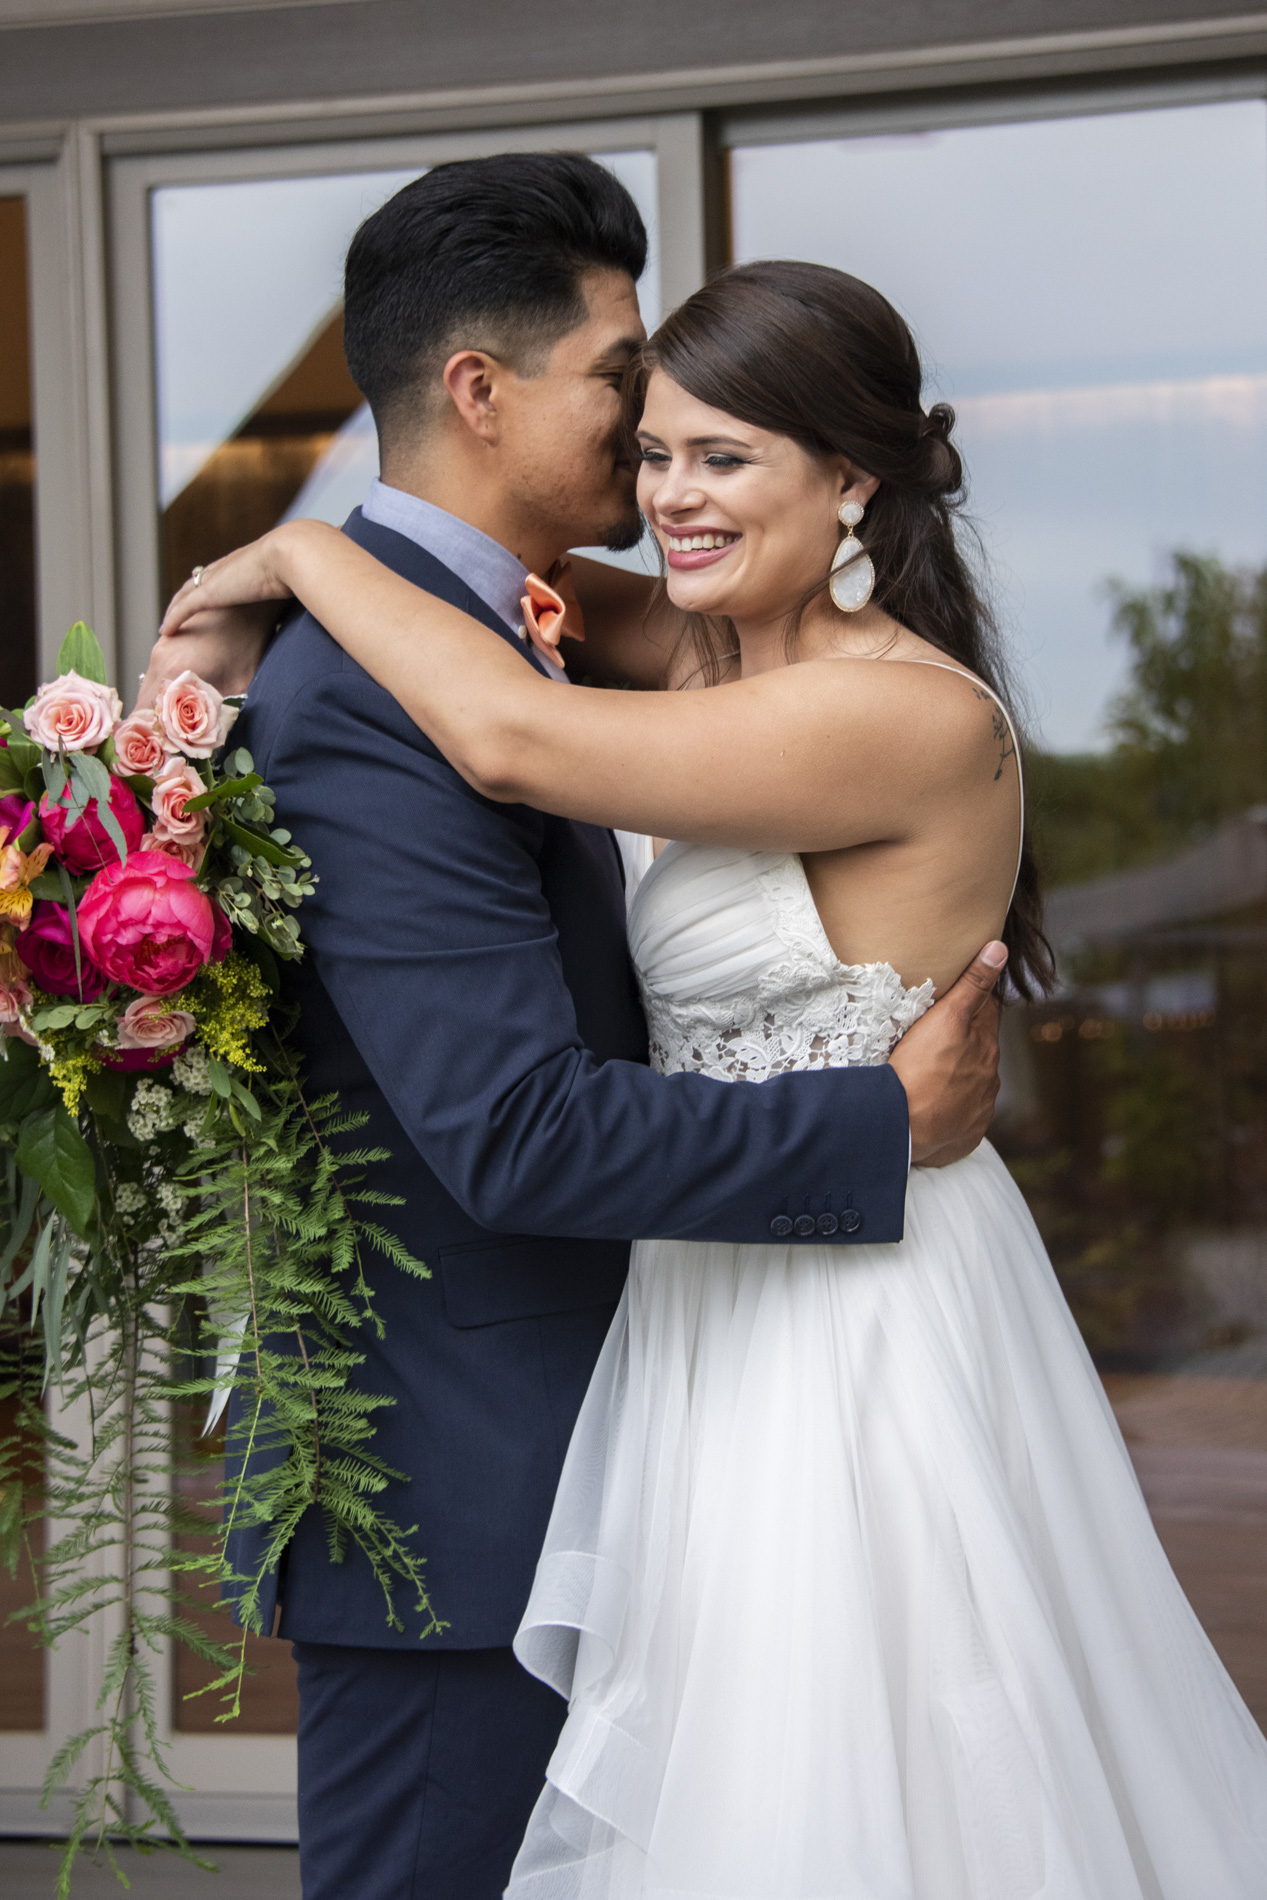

{"left": 163, "top": 260, "right": 1267, "bottom": 1896}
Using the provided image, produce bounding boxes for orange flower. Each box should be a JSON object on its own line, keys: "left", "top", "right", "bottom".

{"left": 0, "top": 818, "right": 53, "bottom": 927}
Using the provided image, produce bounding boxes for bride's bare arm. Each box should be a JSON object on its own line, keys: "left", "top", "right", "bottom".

{"left": 160, "top": 519, "right": 998, "bottom": 853}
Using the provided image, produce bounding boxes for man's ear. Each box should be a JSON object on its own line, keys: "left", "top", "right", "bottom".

{"left": 442, "top": 349, "right": 504, "bottom": 446}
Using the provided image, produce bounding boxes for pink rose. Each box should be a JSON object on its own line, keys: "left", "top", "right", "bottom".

{"left": 77, "top": 851, "right": 215, "bottom": 996}
{"left": 15, "top": 901, "right": 109, "bottom": 999}
{"left": 111, "top": 710, "right": 172, "bottom": 780}
{"left": 140, "top": 829, "right": 203, "bottom": 870}
{"left": 149, "top": 759, "right": 208, "bottom": 847}
{"left": 40, "top": 778, "right": 145, "bottom": 874}
{"left": 157, "top": 670, "right": 238, "bottom": 759}
{"left": 116, "top": 993, "right": 196, "bottom": 1050}
{"left": 24, "top": 671, "right": 122, "bottom": 753}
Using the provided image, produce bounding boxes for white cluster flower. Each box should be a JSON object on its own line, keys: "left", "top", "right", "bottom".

{"left": 114, "top": 1182, "right": 147, "bottom": 1219}
{"left": 182, "top": 1107, "right": 214, "bottom": 1145}
{"left": 127, "top": 1078, "right": 184, "bottom": 1143}
{"left": 156, "top": 1180, "right": 183, "bottom": 1222}
{"left": 172, "top": 1044, "right": 214, "bottom": 1096}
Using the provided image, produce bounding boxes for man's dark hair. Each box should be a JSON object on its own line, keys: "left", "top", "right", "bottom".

{"left": 343, "top": 151, "right": 646, "bottom": 441}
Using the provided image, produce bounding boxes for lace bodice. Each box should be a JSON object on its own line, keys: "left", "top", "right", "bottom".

{"left": 627, "top": 843, "right": 935, "bottom": 1083}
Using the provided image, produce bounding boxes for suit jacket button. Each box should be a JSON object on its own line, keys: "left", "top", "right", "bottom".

{"left": 816, "top": 1212, "right": 839, "bottom": 1236}
{"left": 792, "top": 1213, "right": 816, "bottom": 1237}
{"left": 839, "top": 1208, "right": 863, "bottom": 1235}
{"left": 769, "top": 1214, "right": 794, "bottom": 1238}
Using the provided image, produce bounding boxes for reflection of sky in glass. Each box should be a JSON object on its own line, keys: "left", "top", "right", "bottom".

{"left": 153, "top": 151, "right": 660, "bottom": 530}
{"left": 730, "top": 103, "right": 1267, "bottom": 751}
{"left": 152, "top": 169, "right": 420, "bottom": 505}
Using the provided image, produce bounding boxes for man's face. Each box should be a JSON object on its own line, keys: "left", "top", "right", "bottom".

{"left": 498, "top": 268, "right": 646, "bottom": 555}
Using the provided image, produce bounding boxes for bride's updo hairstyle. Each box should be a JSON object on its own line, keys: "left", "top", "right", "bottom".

{"left": 633, "top": 258, "right": 1053, "bottom": 998}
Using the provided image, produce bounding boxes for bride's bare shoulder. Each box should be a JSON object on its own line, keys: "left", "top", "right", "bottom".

{"left": 797, "top": 639, "right": 1019, "bottom": 788}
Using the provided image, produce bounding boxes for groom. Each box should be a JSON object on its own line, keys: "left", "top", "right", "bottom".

{"left": 152, "top": 154, "right": 1005, "bottom": 1899}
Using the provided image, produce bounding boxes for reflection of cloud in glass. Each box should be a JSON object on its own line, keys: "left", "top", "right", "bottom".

{"left": 729, "top": 101, "right": 1267, "bottom": 751}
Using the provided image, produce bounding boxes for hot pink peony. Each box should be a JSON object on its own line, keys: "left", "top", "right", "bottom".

{"left": 111, "top": 710, "right": 172, "bottom": 780}
{"left": 15, "top": 901, "right": 109, "bottom": 999}
{"left": 157, "top": 670, "right": 238, "bottom": 759}
{"left": 24, "top": 671, "right": 122, "bottom": 753}
{"left": 149, "top": 759, "right": 208, "bottom": 847}
{"left": 40, "top": 778, "right": 145, "bottom": 874}
{"left": 116, "top": 993, "right": 196, "bottom": 1050}
{"left": 77, "top": 851, "right": 215, "bottom": 996}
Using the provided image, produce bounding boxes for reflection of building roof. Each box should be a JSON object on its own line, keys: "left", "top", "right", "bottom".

{"left": 1046, "top": 808, "right": 1267, "bottom": 949}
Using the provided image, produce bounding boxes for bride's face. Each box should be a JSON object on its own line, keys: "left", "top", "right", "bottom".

{"left": 635, "top": 371, "right": 870, "bottom": 626}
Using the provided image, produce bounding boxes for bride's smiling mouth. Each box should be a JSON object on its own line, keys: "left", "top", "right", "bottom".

{"left": 662, "top": 529, "right": 742, "bottom": 571}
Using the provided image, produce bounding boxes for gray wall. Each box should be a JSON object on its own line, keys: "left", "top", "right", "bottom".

{"left": 0, "top": 0, "right": 1256, "bottom": 126}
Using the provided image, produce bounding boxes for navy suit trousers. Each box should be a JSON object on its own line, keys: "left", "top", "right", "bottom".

{"left": 293, "top": 1641, "right": 564, "bottom": 1898}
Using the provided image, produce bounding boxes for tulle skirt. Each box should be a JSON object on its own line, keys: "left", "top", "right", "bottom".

{"left": 508, "top": 1142, "right": 1267, "bottom": 1898}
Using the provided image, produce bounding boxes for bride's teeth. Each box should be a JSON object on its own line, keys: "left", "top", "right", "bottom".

{"left": 702, "top": 534, "right": 715, "bottom": 549}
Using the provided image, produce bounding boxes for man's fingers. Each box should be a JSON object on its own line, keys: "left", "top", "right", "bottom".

{"left": 943, "top": 941, "right": 1008, "bottom": 1016}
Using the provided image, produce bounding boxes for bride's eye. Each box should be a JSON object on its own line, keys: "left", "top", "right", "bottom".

{"left": 704, "top": 454, "right": 745, "bottom": 469}
{"left": 638, "top": 447, "right": 671, "bottom": 465}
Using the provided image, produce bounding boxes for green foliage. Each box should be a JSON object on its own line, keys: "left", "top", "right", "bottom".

{"left": 56, "top": 622, "right": 110, "bottom": 687}
{"left": 1030, "top": 553, "right": 1267, "bottom": 887}
{"left": 1, "top": 1026, "right": 439, "bottom": 1891}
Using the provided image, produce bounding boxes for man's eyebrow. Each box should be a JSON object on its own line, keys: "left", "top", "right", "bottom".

{"left": 593, "top": 336, "right": 644, "bottom": 365}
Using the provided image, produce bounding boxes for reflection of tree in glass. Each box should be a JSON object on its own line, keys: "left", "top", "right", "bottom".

{"left": 1000, "top": 554, "right": 1267, "bottom": 1367}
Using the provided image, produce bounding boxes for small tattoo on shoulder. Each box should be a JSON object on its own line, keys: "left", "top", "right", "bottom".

{"left": 971, "top": 687, "right": 1015, "bottom": 782}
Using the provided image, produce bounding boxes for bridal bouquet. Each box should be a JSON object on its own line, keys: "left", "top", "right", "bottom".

{"left": 0, "top": 625, "right": 435, "bottom": 1888}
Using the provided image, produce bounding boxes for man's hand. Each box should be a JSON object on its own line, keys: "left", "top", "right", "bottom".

{"left": 889, "top": 942, "right": 1008, "bottom": 1168}
{"left": 134, "top": 601, "right": 279, "bottom": 712}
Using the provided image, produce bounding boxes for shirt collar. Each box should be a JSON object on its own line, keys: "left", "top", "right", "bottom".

{"left": 361, "top": 480, "right": 529, "bottom": 635}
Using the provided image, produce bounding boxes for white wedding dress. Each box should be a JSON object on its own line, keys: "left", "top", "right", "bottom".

{"left": 507, "top": 830, "right": 1267, "bottom": 1897}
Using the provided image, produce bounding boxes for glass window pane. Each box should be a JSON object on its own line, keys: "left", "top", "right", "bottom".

{"left": 0, "top": 194, "right": 36, "bottom": 713}
{"left": 732, "top": 101, "right": 1267, "bottom": 1732}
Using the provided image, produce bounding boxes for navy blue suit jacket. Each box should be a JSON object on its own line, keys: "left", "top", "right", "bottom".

{"left": 227, "top": 509, "right": 910, "bottom": 1650}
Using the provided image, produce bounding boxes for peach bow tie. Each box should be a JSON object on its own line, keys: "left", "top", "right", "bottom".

{"left": 520, "top": 560, "right": 585, "bottom": 672}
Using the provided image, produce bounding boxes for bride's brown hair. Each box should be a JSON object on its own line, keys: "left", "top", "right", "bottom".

{"left": 629, "top": 259, "right": 1054, "bottom": 1000}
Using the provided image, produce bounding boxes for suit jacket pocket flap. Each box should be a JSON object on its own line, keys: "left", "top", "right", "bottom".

{"left": 438, "top": 1236, "right": 628, "bottom": 1329}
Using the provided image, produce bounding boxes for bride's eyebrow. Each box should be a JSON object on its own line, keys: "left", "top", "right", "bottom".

{"left": 686, "top": 434, "right": 753, "bottom": 450}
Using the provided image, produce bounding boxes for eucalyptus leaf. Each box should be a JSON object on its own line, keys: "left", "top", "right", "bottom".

{"left": 55, "top": 621, "right": 109, "bottom": 686}
{"left": 183, "top": 773, "right": 263, "bottom": 813}
{"left": 222, "top": 818, "right": 295, "bottom": 868}
{"left": 17, "top": 1106, "right": 97, "bottom": 1237}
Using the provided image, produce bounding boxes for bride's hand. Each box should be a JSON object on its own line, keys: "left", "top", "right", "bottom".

{"left": 158, "top": 522, "right": 312, "bottom": 637}
{"left": 135, "top": 600, "right": 280, "bottom": 710}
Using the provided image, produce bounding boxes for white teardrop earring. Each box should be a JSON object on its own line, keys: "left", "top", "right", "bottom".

{"left": 829, "top": 500, "right": 875, "bottom": 613}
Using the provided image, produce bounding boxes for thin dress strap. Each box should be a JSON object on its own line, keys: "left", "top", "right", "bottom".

{"left": 899, "top": 659, "right": 1025, "bottom": 910}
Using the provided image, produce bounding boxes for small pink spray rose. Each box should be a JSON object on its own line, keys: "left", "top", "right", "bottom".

{"left": 116, "top": 994, "right": 196, "bottom": 1050}
{"left": 149, "top": 758, "right": 209, "bottom": 848}
{"left": 24, "top": 671, "right": 122, "bottom": 753}
{"left": 157, "top": 670, "right": 238, "bottom": 759}
{"left": 111, "top": 710, "right": 172, "bottom": 780}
